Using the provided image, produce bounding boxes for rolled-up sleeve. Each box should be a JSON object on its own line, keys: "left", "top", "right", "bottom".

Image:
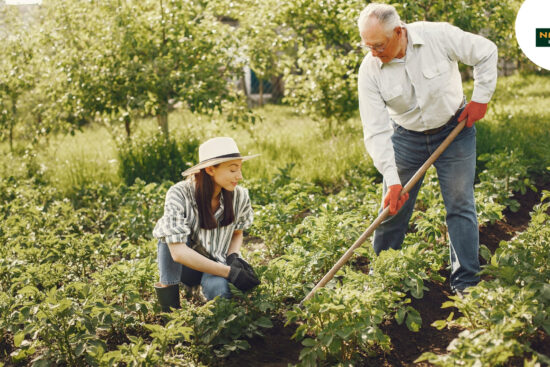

{"left": 358, "top": 61, "right": 401, "bottom": 186}
{"left": 234, "top": 188, "right": 254, "bottom": 231}
{"left": 153, "top": 186, "right": 191, "bottom": 244}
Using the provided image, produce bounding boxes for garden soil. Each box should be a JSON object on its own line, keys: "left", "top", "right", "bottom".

{"left": 224, "top": 179, "right": 550, "bottom": 366}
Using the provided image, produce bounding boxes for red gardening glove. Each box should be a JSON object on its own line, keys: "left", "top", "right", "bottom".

{"left": 458, "top": 101, "right": 488, "bottom": 128}
{"left": 384, "top": 184, "right": 409, "bottom": 215}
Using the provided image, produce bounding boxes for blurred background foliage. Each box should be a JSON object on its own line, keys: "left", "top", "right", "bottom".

{"left": 0, "top": 0, "right": 548, "bottom": 191}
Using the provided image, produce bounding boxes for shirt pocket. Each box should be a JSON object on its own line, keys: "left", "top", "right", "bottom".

{"left": 422, "top": 60, "right": 451, "bottom": 79}
{"left": 380, "top": 84, "right": 410, "bottom": 115}
{"left": 422, "top": 60, "right": 452, "bottom": 100}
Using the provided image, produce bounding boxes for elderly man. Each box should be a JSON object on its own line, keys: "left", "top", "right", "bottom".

{"left": 357, "top": 3, "right": 497, "bottom": 294}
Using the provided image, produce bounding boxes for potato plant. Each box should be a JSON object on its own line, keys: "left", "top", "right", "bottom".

{"left": 418, "top": 191, "right": 550, "bottom": 366}
{"left": 0, "top": 143, "right": 546, "bottom": 366}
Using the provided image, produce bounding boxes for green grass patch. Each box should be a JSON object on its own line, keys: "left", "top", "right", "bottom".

{"left": 39, "top": 125, "right": 121, "bottom": 194}
{"left": 476, "top": 74, "right": 550, "bottom": 174}
{"left": 3, "top": 74, "right": 548, "bottom": 192}
{"left": 131, "top": 104, "right": 371, "bottom": 186}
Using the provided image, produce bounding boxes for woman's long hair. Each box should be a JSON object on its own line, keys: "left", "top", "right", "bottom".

{"left": 194, "top": 168, "right": 235, "bottom": 229}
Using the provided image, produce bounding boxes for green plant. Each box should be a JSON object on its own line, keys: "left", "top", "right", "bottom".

{"left": 419, "top": 192, "right": 550, "bottom": 366}
{"left": 190, "top": 296, "right": 273, "bottom": 362}
{"left": 476, "top": 149, "right": 535, "bottom": 213}
{"left": 116, "top": 132, "right": 198, "bottom": 185}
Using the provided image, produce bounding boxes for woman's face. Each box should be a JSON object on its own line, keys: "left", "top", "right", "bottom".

{"left": 206, "top": 159, "right": 243, "bottom": 192}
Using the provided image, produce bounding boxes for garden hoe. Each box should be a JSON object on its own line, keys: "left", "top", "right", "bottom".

{"left": 299, "top": 119, "right": 467, "bottom": 307}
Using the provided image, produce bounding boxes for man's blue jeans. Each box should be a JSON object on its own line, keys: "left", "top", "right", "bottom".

{"left": 373, "top": 118, "right": 480, "bottom": 292}
{"left": 157, "top": 240, "right": 231, "bottom": 300}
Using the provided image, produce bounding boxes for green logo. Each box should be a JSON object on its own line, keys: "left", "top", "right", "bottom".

{"left": 536, "top": 28, "right": 550, "bottom": 47}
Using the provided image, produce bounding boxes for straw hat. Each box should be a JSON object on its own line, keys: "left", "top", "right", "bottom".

{"left": 181, "top": 137, "right": 259, "bottom": 177}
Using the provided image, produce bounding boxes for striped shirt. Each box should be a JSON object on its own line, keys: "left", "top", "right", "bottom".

{"left": 152, "top": 179, "right": 254, "bottom": 263}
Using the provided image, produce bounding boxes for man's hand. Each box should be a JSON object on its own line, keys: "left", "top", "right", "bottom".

{"left": 458, "top": 101, "right": 488, "bottom": 128}
{"left": 384, "top": 184, "right": 409, "bottom": 215}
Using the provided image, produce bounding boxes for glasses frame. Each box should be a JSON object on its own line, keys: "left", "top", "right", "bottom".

{"left": 363, "top": 28, "right": 398, "bottom": 53}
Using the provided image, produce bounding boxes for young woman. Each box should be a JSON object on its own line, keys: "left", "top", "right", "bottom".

{"left": 153, "top": 137, "right": 260, "bottom": 312}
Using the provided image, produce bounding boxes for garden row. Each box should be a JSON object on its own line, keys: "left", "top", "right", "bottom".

{"left": 417, "top": 189, "right": 550, "bottom": 366}
{"left": 248, "top": 151, "right": 543, "bottom": 366}
{"left": 0, "top": 142, "right": 543, "bottom": 366}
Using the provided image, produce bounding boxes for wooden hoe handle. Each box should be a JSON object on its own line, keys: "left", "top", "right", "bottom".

{"left": 299, "top": 120, "right": 466, "bottom": 306}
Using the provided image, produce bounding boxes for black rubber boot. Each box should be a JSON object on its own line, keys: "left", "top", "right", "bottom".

{"left": 154, "top": 284, "right": 181, "bottom": 312}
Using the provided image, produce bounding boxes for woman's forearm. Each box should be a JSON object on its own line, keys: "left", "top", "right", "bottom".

{"left": 227, "top": 230, "right": 243, "bottom": 256}
{"left": 168, "top": 243, "right": 230, "bottom": 278}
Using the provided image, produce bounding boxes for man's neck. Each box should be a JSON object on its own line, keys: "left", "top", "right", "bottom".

{"left": 395, "top": 27, "right": 408, "bottom": 59}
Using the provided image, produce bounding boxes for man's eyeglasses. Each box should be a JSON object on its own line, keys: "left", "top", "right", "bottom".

{"left": 362, "top": 28, "right": 398, "bottom": 53}
{"left": 364, "top": 40, "right": 390, "bottom": 53}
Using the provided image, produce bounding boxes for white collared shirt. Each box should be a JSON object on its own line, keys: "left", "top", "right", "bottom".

{"left": 358, "top": 21, "right": 498, "bottom": 186}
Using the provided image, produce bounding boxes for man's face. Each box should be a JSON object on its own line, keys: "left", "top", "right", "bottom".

{"left": 361, "top": 20, "right": 401, "bottom": 63}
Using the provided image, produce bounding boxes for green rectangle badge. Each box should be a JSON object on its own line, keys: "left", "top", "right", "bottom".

{"left": 536, "top": 28, "right": 550, "bottom": 47}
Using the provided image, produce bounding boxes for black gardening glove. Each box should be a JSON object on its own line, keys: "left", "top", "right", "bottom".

{"left": 227, "top": 260, "right": 260, "bottom": 292}
{"left": 226, "top": 253, "right": 255, "bottom": 274}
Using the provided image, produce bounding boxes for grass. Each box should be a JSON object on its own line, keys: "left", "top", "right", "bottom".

{"left": 473, "top": 74, "right": 550, "bottom": 175}
{"left": 2, "top": 73, "right": 549, "bottom": 193}
{"left": 127, "top": 104, "right": 371, "bottom": 186}
{"left": 38, "top": 124, "right": 120, "bottom": 193}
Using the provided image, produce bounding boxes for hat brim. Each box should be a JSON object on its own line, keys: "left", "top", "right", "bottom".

{"left": 181, "top": 154, "right": 260, "bottom": 177}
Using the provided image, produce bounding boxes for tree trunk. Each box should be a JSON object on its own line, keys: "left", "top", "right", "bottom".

{"left": 157, "top": 112, "right": 169, "bottom": 138}
{"left": 9, "top": 98, "right": 16, "bottom": 153}
{"left": 259, "top": 80, "right": 264, "bottom": 106}
{"left": 270, "top": 75, "right": 284, "bottom": 103}
{"left": 9, "top": 123, "right": 13, "bottom": 153}
{"left": 124, "top": 119, "right": 131, "bottom": 138}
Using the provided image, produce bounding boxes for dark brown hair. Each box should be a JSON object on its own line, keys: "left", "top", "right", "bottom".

{"left": 194, "top": 168, "right": 235, "bottom": 229}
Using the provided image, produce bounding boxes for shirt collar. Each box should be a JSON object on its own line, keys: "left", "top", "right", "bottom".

{"left": 214, "top": 192, "right": 225, "bottom": 218}
{"left": 377, "top": 23, "right": 424, "bottom": 69}
{"left": 405, "top": 23, "right": 425, "bottom": 46}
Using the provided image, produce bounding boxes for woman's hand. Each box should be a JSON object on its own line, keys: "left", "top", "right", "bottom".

{"left": 226, "top": 259, "right": 260, "bottom": 291}
{"left": 226, "top": 253, "right": 255, "bottom": 273}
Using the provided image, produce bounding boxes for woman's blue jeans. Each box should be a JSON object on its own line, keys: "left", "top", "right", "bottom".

{"left": 373, "top": 118, "right": 480, "bottom": 292}
{"left": 157, "top": 240, "right": 231, "bottom": 300}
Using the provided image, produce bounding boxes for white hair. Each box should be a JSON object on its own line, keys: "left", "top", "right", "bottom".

{"left": 357, "top": 3, "right": 401, "bottom": 37}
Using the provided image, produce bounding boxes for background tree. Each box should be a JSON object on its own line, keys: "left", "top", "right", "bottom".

{"left": 274, "top": 0, "right": 364, "bottom": 135}
{"left": 31, "top": 0, "right": 250, "bottom": 140}
{"left": 252, "top": 0, "right": 522, "bottom": 135}
{"left": 230, "top": 0, "right": 284, "bottom": 106}
{"left": 0, "top": 6, "right": 35, "bottom": 152}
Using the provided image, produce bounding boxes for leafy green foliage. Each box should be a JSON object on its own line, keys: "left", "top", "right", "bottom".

{"left": 2, "top": 0, "right": 253, "bottom": 145}
{"left": 0, "top": 6, "right": 37, "bottom": 151}
{"left": 0, "top": 171, "right": 278, "bottom": 365}
{"left": 1, "top": 121, "right": 544, "bottom": 365}
{"left": 476, "top": 149, "right": 534, "bottom": 213}
{"left": 116, "top": 132, "right": 199, "bottom": 185}
{"left": 418, "top": 192, "right": 550, "bottom": 366}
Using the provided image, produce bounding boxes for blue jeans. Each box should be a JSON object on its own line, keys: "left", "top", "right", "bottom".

{"left": 373, "top": 117, "right": 480, "bottom": 291}
{"left": 157, "top": 240, "right": 231, "bottom": 300}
